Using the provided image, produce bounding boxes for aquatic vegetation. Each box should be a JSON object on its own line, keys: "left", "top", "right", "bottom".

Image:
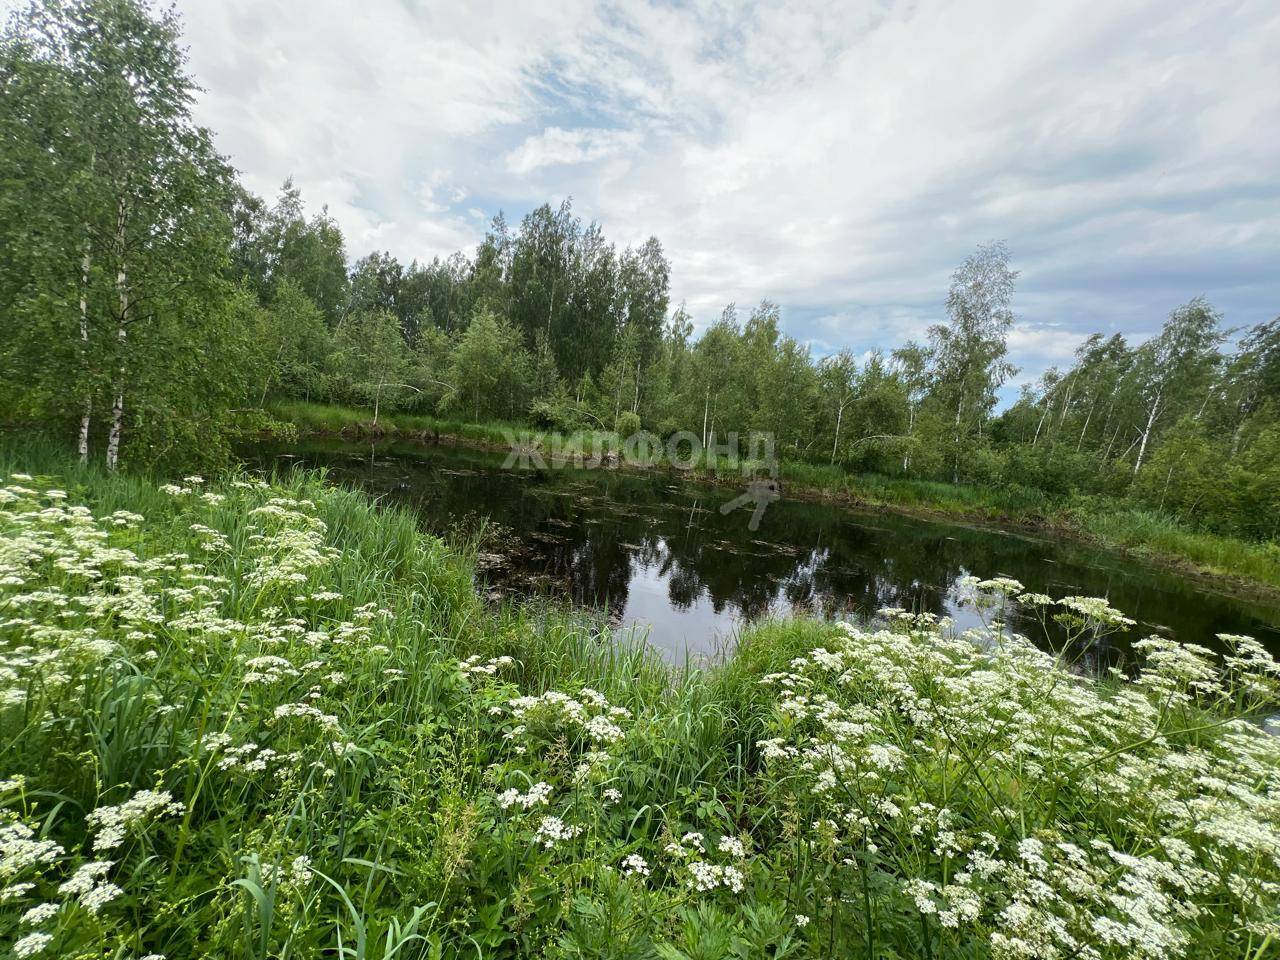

{"left": 0, "top": 465, "right": 1276, "bottom": 958}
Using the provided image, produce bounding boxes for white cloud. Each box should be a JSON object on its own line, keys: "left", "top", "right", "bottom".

{"left": 505, "top": 127, "right": 643, "bottom": 174}
{"left": 15, "top": 0, "right": 1271, "bottom": 380}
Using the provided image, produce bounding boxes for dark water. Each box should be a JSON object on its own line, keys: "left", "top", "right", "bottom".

{"left": 252, "top": 439, "right": 1280, "bottom": 664}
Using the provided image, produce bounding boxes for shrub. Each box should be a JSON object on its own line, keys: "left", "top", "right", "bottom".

{"left": 615, "top": 410, "right": 642, "bottom": 439}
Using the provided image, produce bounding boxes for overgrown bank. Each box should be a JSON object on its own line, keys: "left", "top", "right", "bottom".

{"left": 4, "top": 441, "right": 1277, "bottom": 959}
{"left": 269, "top": 400, "right": 1280, "bottom": 596}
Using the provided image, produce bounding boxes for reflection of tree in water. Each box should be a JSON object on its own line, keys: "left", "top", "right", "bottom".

{"left": 287, "top": 442, "right": 1280, "bottom": 660}
{"left": 543, "top": 491, "right": 975, "bottom": 624}
{"left": 664, "top": 561, "right": 704, "bottom": 611}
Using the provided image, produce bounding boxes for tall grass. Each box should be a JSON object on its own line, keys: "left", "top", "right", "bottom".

{"left": 269, "top": 399, "right": 533, "bottom": 449}
{"left": 1, "top": 441, "right": 1278, "bottom": 958}
{"left": 1066, "top": 503, "right": 1280, "bottom": 587}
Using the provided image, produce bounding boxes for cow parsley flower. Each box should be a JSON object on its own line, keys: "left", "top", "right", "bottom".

{"left": 685, "top": 861, "right": 745, "bottom": 893}
{"left": 497, "top": 782, "right": 553, "bottom": 810}
{"left": 86, "top": 789, "right": 184, "bottom": 853}
{"left": 621, "top": 854, "right": 650, "bottom": 877}
{"left": 14, "top": 931, "right": 52, "bottom": 957}
{"left": 717, "top": 836, "right": 746, "bottom": 858}
{"left": 533, "top": 816, "right": 582, "bottom": 849}
{"left": 19, "top": 902, "right": 58, "bottom": 925}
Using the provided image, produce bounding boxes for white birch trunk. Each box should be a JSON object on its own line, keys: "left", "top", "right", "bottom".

{"left": 106, "top": 200, "right": 128, "bottom": 471}
{"left": 701, "top": 388, "right": 709, "bottom": 448}
{"left": 1032, "top": 403, "right": 1051, "bottom": 446}
{"left": 105, "top": 282, "right": 126, "bottom": 470}
{"left": 78, "top": 242, "right": 92, "bottom": 463}
{"left": 1133, "top": 389, "right": 1162, "bottom": 475}
{"left": 903, "top": 405, "right": 915, "bottom": 472}
{"left": 831, "top": 402, "right": 844, "bottom": 464}
{"left": 1076, "top": 400, "right": 1094, "bottom": 452}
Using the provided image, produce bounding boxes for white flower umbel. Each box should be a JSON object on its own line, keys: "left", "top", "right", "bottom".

{"left": 532, "top": 816, "right": 582, "bottom": 849}
{"left": 497, "top": 782, "right": 553, "bottom": 810}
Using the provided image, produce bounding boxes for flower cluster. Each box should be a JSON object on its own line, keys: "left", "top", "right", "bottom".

{"left": 532, "top": 815, "right": 582, "bottom": 849}
{"left": 85, "top": 789, "right": 184, "bottom": 853}
{"left": 497, "top": 782, "right": 553, "bottom": 810}
{"left": 458, "top": 654, "right": 515, "bottom": 677}
{"left": 0, "top": 474, "right": 383, "bottom": 953}
{"left": 753, "top": 597, "right": 1280, "bottom": 958}
{"left": 504, "top": 687, "right": 632, "bottom": 747}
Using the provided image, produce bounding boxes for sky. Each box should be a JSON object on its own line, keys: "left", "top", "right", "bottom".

{"left": 74, "top": 1, "right": 1280, "bottom": 389}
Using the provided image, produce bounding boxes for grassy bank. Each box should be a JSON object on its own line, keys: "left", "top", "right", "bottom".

{"left": 269, "top": 401, "right": 1280, "bottom": 594}
{"left": 2, "top": 438, "right": 1279, "bottom": 958}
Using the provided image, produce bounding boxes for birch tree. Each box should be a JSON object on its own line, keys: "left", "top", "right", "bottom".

{"left": 819, "top": 350, "right": 859, "bottom": 464}
{"left": 1129, "top": 298, "right": 1223, "bottom": 475}
{"left": 1, "top": 0, "right": 243, "bottom": 469}
{"left": 926, "top": 242, "right": 1018, "bottom": 478}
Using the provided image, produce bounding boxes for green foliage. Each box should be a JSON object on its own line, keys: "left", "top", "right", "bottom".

{"left": 440, "top": 309, "right": 533, "bottom": 422}
{"left": 253, "top": 278, "right": 332, "bottom": 404}
{"left": 231, "top": 179, "right": 349, "bottom": 325}
{"left": 1, "top": 451, "right": 1277, "bottom": 958}
{"left": 615, "top": 410, "right": 642, "bottom": 438}
{"left": 0, "top": 0, "right": 258, "bottom": 472}
{"left": 327, "top": 310, "right": 417, "bottom": 422}
{"left": 3, "top": 0, "right": 1279, "bottom": 584}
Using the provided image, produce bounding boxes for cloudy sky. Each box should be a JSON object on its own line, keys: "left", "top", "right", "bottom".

{"left": 171, "top": 0, "right": 1280, "bottom": 389}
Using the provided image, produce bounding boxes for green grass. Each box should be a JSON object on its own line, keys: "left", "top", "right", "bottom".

{"left": 268, "top": 399, "right": 528, "bottom": 447}
{"left": 1, "top": 438, "right": 1279, "bottom": 958}
{"left": 834, "top": 471, "right": 1057, "bottom": 516}
{"left": 1064, "top": 503, "right": 1280, "bottom": 588}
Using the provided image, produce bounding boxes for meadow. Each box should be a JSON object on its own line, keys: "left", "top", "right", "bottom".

{"left": 1, "top": 441, "right": 1278, "bottom": 959}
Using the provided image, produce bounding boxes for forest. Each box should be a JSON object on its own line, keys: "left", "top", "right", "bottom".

{"left": 3, "top": 0, "right": 1279, "bottom": 547}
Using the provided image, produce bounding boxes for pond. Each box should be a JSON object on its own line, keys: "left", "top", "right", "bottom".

{"left": 251, "top": 439, "right": 1280, "bottom": 665}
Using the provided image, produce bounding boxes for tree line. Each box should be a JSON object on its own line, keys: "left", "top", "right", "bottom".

{"left": 2, "top": 0, "right": 1277, "bottom": 540}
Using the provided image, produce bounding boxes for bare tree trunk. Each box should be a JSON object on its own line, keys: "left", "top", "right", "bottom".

{"left": 1159, "top": 460, "right": 1177, "bottom": 511}
{"left": 632, "top": 361, "right": 641, "bottom": 414}
{"left": 106, "top": 384, "right": 124, "bottom": 469}
{"left": 106, "top": 200, "right": 128, "bottom": 471}
{"left": 259, "top": 341, "right": 288, "bottom": 407}
{"left": 1227, "top": 390, "right": 1256, "bottom": 459}
{"left": 78, "top": 403, "right": 92, "bottom": 463}
{"left": 1120, "top": 431, "right": 1142, "bottom": 461}
{"left": 953, "top": 397, "right": 963, "bottom": 483}
{"left": 1194, "top": 384, "right": 1213, "bottom": 421}
{"left": 545, "top": 278, "right": 556, "bottom": 338}
{"left": 831, "top": 402, "right": 844, "bottom": 464}
{"left": 1133, "top": 390, "right": 1162, "bottom": 475}
{"left": 903, "top": 405, "right": 915, "bottom": 472}
{"left": 1076, "top": 398, "right": 1095, "bottom": 452}
{"left": 1102, "top": 422, "right": 1122, "bottom": 462}
{"left": 78, "top": 242, "right": 92, "bottom": 463}
{"left": 106, "top": 287, "right": 126, "bottom": 470}
{"left": 1056, "top": 376, "right": 1074, "bottom": 429}
{"left": 1032, "top": 402, "right": 1051, "bottom": 446}
{"left": 701, "top": 388, "right": 710, "bottom": 448}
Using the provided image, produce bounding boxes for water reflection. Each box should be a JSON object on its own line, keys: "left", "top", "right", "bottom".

{"left": 256, "top": 440, "right": 1280, "bottom": 663}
